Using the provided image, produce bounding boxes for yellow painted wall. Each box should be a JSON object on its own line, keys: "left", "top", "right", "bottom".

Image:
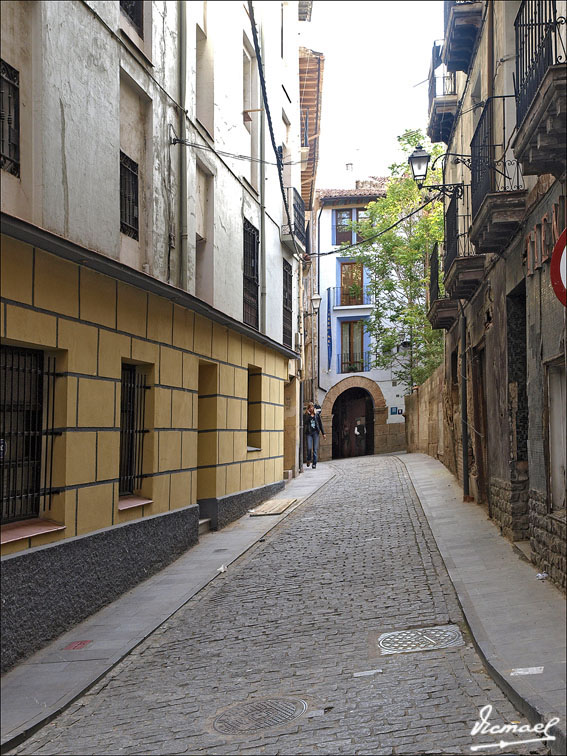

{"left": 0, "top": 236, "right": 288, "bottom": 554}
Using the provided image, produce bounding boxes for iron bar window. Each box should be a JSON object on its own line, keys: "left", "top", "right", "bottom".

{"left": 0, "top": 59, "right": 20, "bottom": 178}
{"left": 120, "top": 0, "right": 144, "bottom": 38}
{"left": 283, "top": 260, "right": 293, "bottom": 348}
{"left": 291, "top": 187, "right": 306, "bottom": 246}
{"left": 119, "top": 365, "right": 148, "bottom": 496}
{"left": 243, "top": 219, "right": 259, "bottom": 329}
{"left": 515, "top": 0, "right": 564, "bottom": 127}
{"left": 1, "top": 347, "right": 58, "bottom": 524}
{"left": 120, "top": 150, "right": 139, "bottom": 240}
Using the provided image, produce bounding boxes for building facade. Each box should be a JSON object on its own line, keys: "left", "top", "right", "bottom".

{"left": 414, "top": 0, "right": 566, "bottom": 590}
{"left": 308, "top": 182, "right": 407, "bottom": 463}
{"left": 0, "top": 0, "right": 314, "bottom": 670}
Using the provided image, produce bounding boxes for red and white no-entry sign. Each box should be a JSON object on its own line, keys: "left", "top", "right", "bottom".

{"left": 550, "top": 228, "right": 566, "bottom": 307}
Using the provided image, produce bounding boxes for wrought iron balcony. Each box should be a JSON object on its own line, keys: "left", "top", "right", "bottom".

{"left": 443, "top": 190, "right": 485, "bottom": 299}
{"left": 281, "top": 186, "right": 306, "bottom": 252}
{"left": 333, "top": 286, "right": 373, "bottom": 307}
{"left": 469, "top": 97, "right": 527, "bottom": 253}
{"left": 512, "top": 0, "right": 567, "bottom": 177}
{"left": 428, "top": 244, "right": 458, "bottom": 330}
{"left": 427, "top": 68, "right": 458, "bottom": 144}
{"left": 337, "top": 352, "right": 372, "bottom": 374}
{"left": 443, "top": 1, "right": 483, "bottom": 73}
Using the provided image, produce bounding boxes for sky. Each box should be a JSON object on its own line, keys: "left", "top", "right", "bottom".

{"left": 298, "top": 0, "right": 444, "bottom": 189}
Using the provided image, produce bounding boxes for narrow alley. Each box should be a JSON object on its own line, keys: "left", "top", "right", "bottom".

{"left": 7, "top": 456, "right": 552, "bottom": 755}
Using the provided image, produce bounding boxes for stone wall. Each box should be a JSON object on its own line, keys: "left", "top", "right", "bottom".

{"left": 404, "top": 365, "right": 444, "bottom": 460}
{"left": 529, "top": 490, "right": 567, "bottom": 590}
{"left": 488, "top": 477, "right": 530, "bottom": 541}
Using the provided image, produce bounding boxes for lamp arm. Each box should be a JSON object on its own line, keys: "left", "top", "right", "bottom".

{"left": 430, "top": 152, "right": 473, "bottom": 171}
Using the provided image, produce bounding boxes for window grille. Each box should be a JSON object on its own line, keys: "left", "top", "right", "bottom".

{"left": 119, "top": 365, "right": 148, "bottom": 496}
{"left": 283, "top": 260, "right": 293, "bottom": 348}
{"left": 120, "top": 0, "right": 144, "bottom": 38}
{"left": 0, "top": 59, "right": 20, "bottom": 177}
{"left": 1, "top": 347, "right": 58, "bottom": 524}
{"left": 120, "top": 151, "right": 139, "bottom": 240}
{"left": 243, "top": 219, "right": 259, "bottom": 329}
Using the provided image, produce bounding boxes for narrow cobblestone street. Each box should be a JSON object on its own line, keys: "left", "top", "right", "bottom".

{"left": 11, "top": 457, "right": 548, "bottom": 755}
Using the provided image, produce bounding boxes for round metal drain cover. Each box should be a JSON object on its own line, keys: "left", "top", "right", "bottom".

{"left": 213, "top": 698, "right": 307, "bottom": 734}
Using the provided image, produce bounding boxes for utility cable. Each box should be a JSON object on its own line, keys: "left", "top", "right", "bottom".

{"left": 248, "top": 0, "right": 301, "bottom": 263}
{"left": 309, "top": 191, "right": 443, "bottom": 257}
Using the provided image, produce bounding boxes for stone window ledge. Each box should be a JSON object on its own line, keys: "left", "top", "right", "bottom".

{"left": 118, "top": 496, "right": 153, "bottom": 512}
{"left": 1, "top": 519, "right": 66, "bottom": 545}
{"left": 549, "top": 509, "right": 566, "bottom": 524}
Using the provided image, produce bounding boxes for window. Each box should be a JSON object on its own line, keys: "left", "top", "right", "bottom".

{"left": 120, "top": 150, "right": 139, "bottom": 241}
{"left": 243, "top": 219, "right": 259, "bottom": 329}
{"left": 0, "top": 59, "right": 20, "bottom": 177}
{"left": 333, "top": 209, "right": 352, "bottom": 245}
{"left": 340, "top": 262, "right": 363, "bottom": 305}
{"left": 120, "top": 0, "right": 143, "bottom": 38}
{"left": 340, "top": 320, "right": 365, "bottom": 373}
{"left": 283, "top": 259, "right": 293, "bottom": 348}
{"left": 1, "top": 347, "right": 57, "bottom": 524}
{"left": 119, "top": 364, "right": 148, "bottom": 496}
{"left": 247, "top": 366, "right": 262, "bottom": 450}
{"left": 356, "top": 209, "right": 369, "bottom": 243}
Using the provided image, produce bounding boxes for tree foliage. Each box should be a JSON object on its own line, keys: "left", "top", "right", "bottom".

{"left": 350, "top": 129, "right": 445, "bottom": 390}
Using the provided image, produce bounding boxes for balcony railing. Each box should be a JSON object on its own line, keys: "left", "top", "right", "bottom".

{"left": 430, "top": 243, "right": 441, "bottom": 305}
{"left": 333, "top": 286, "right": 373, "bottom": 307}
{"left": 337, "top": 352, "right": 372, "bottom": 374}
{"left": 282, "top": 186, "right": 306, "bottom": 247}
{"left": 428, "top": 70, "right": 457, "bottom": 112}
{"left": 470, "top": 97, "right": 524, "bottom": 220}
{"left": 443, "top": 188, "right": 474, "bottom": 273}
{"left": 515, "top": 0, "right": 566, "bottom": 127}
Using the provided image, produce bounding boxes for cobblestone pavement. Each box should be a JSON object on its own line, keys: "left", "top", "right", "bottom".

{"left": 11, "top": 457, "right": 548, "bottom": 755}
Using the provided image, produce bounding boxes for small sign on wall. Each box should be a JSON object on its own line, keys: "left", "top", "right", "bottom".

{"left": 390, "top": 407, "right": 398, "bottom": 415}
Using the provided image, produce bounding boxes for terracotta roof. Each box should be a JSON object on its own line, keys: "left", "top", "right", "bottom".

{"left": 317, "top": 178, "right": 388, "bottom": 202}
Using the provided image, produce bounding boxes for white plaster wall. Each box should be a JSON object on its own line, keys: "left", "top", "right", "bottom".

{"left": 316, "top": 204, "right": 406, "bottom": 422}
{"left": 3, "top": 0, "right": 303, "bottom": 349}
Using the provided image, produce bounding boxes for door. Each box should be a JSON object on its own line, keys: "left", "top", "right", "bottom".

{"left": 341, "top": 321, "right": 364, "bottom": 372}
{"left": 548, "top": 363, "right": 566, "bottom": 510}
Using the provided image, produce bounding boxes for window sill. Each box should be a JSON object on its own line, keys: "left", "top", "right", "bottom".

{"left": 247, "top": 446, "right": 262, "bottom": 453}
{"left": 1, "top": 519, "right": 66, "bottom": 545}
{"left": 118, "top": 495, "right": 153, "bottom": 512}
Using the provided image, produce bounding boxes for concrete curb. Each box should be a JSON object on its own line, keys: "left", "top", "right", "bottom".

{"left": 398, "top": 454, "right": 566, "bottom": 755}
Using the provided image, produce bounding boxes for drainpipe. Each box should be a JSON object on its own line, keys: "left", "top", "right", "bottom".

{"left": 259, "top": 26, "right": 267, "bottom": 333}
{"left": 178, "top": 0, "right": 188, "bottom": 290}
{"left": 460, "top": 307, "right": 470, "bottom": 499}
{"left": 316, "top": 204, "right": 325, "bottom": 395}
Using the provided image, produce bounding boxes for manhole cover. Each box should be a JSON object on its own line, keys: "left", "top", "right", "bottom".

{"left": 213, "top": 698, "right": 307, "bottom": 734}
{"left": 377, "top": 625, "right": 464, "bottom": 655}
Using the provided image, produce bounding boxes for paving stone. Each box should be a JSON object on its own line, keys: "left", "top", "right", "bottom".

{"left": 8, "top": 457, "right": 548, "bottom": 756}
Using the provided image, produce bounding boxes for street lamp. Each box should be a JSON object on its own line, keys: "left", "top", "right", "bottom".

{"left": 311, "top": 292, "right": 322, "bottom": 314}
{"left": 407, "top": 146, "right": 463, "bottom": 198}
{"left": 407, "top": 145, "right": 431, "bottom": 188}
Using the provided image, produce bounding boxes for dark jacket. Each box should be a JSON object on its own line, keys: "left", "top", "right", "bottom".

{"left": 304, "top": 411, "right": 325, "bottom": 435}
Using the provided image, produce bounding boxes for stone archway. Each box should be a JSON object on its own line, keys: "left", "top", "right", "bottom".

{"left": 318, "top": 376, "right": 387, "bottom": 462}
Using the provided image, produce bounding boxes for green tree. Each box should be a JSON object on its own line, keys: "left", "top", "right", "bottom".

{"left": 350, "top": 130, "right": 445, "bottom": 390}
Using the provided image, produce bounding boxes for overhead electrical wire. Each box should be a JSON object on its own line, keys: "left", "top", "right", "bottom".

{"left": 310, "top": 191, "right": 443, "bottom": 257}
{"left": 247, "top": 0, "right": 301, "bottom": 262}
{"left": 172, "top": 137, "right": 304, "bottom": 167}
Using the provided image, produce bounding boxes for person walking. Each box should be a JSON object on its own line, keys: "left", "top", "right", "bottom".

{"left": 304, "top": 402, "right": 326, "bottom": 469}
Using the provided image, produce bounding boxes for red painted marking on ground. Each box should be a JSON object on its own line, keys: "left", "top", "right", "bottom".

{"left": 64, "top": 640, "right": 93, "bottom": 650}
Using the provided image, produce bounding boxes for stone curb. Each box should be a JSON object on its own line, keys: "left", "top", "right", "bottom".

{"left": 399, "top": 454, "right": 565, "bottom": 756}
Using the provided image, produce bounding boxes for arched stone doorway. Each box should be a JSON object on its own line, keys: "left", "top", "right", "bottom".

{"left": 318, "top": 376, "right": 388, "bottom": 462}
{"left": 332, "top": 387, "right": 374, "bottom": 459}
